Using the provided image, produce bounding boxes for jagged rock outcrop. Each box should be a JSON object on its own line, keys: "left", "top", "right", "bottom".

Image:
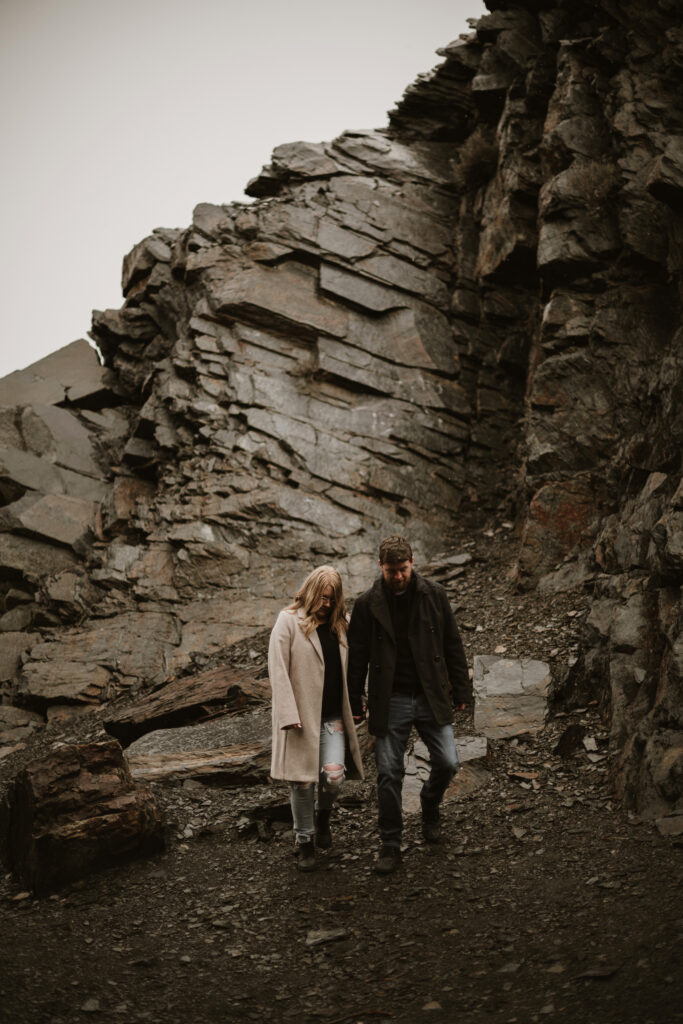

{"left": 0, "top": 0, "right": 681, "bottom": 820}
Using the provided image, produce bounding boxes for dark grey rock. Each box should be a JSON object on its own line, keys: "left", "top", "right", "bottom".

{"left": 0, "top": 532, "right": 77, "bottom": 580}
{"left": 0, "top": 341, "right": 107, "bottom": 409}
{"left": 0, "top": 632, "right": 40, "bottom": 684}
{"left": 319, "top": 263, "right": 405, "bottom": 312}
{"left": 0, "top": 705, "right": 44, "bottom": 745}
{"left": 0, "top": 492, "right": 97, "bottom": 550}
{"left": 647, "top": 136, "right": 683, "bottom": 207}
{"left": 210, "top": 261, "right": 348, "bottom": 338}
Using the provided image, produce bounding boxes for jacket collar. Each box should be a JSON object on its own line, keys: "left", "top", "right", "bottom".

{"left": 369, "top": 571, "right": 425, "bottom": 640}
{"left": 413, "top": 572, "right": 430, "bottom": 595}
{"left": 369, "top": 578, "right": 393, "bottom": 639}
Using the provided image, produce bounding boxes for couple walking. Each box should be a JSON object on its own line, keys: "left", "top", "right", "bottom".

{"left": 268, "top": 535, "right": 472, "bottom": 874}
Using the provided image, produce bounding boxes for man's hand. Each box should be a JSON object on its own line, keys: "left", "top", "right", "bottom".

{"left": 454, "top": 703, "right": 468, "bottom": 712}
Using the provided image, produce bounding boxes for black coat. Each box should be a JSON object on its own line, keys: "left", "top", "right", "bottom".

{"left": 347, "top": 572, "right": 471, "bottom": 736}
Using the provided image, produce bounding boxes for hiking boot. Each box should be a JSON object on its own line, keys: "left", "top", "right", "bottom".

{"left": 374, "top": 845, "right": 402, "bottom": 875}
{"left": 315, "top": 808, "right": 332, "bottom": 850}
{"left": 294, "top": 837, "right": 316, "bottom": 872}
{"left": 421, "top": 802, "right": 442, "bottom": 844}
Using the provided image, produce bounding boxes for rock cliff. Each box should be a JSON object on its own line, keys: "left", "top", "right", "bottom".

{"left": 0, "top": 0, "right": 681, "bottom": 819}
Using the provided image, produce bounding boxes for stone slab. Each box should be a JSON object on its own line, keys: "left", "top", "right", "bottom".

{"left": 0, "top": 632, "right": 40, "bottom": 681}
{"left": 0, "top": 443, "right": 106, "bottom": 504}
{"left": 473, "top": 656, "right": 551, "bottom": 738}
{"left": 0, "top": 705, "right": 44, "bottom": 744}
{"left": 20, "top": 661, "right": 112, "bottom": 706}
{"left": 655, "top": 813, "right": 683, "bottom": 837}
{"left": 104, "top": 667, "right": 271, "bottom": 747}
{"left": 356, "top": 253, "right": 449, "bottom": 307}
{"left": 0, "top": 533, "right": 77, "bottom": 580}
{"left": 270, "top": 141, "right": 341, "bottom": 179}
{"left": 402, "top": 733, "right": 489, "bottom": 813}
{"left": 101, "top": 476, "right": 156, "bottom": 535}
{"left": 319, "top": 263, "right": 404, "bottom": 312}
{"left": 345, "top": 305, "right": 456, "bottom": 376}
{"left": 20, "top": 405, "right": 103, "bottom": 479}
{"left": 0, "top": 340, "right": 107, "bottom": 408}
{"left": 0, "top": 605, "right": 34, "bottom": 631}
{"left": 331, "top": 131, "right": 452, "bottom": 186}
{"left": 24, "top": 612, "right": 181, "bottom": 690}
{"left": 0, "top": 445, "right": 65, "bottom": 495}
{"left": 317, "top": 219, "right": 377, "bottom": 260}
{"left": 0, "top": 492, "right": 97, "bottom": 549}
{"left": 126, "top": 706, "right": 273, "bottom": 756}
{"left": 126, "top": 742, "right": 270, "bottom": 785}
{"left": 646, "top": 137, "right": 683, "bottom": 207}
{"left": 210, "top": 262, "right": 348, "bottom": 339}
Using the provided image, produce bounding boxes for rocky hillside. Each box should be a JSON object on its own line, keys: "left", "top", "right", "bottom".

{"left": 0, "top": 0, "right": 681, "bottom": 820}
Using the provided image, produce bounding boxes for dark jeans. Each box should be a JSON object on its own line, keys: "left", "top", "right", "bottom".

{"left": 374, "top": 692, "right": 459, "bottom": 848}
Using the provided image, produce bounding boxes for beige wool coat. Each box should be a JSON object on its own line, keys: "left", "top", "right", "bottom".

{"left": 268, "top": 608, "right": 364, "bottom": 784}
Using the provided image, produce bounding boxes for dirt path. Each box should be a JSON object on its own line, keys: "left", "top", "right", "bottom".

{"left": 2, "top": 748, "right": 680, "bottom": 1024}
{"left": 1, "top": 518, "right": 681, "bottom": 1023}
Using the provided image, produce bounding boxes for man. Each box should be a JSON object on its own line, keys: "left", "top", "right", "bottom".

{"left": 348, "top": 535, "right": 471, "bottom": 874}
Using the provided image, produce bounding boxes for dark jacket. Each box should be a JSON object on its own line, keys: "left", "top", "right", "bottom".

{"left": 347, "top": 572, "right": 471, "bottom": 736}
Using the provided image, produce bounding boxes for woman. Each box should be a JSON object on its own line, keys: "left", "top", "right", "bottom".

{"left": 268, "top": 565, "right": 364, "bottom": 871}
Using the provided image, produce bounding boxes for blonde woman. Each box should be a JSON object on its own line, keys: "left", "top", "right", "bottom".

{"left": 268, "top": 566, "right": 364, "bottom": 871}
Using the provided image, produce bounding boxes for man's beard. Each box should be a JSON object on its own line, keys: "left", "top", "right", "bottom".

{"left": 388, "top": 578, "right": 409, "bottom": 594}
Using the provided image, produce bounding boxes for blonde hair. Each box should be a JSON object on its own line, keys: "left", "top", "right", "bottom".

{"left": 287, "top": 565, "right": 348, "bottom": 641}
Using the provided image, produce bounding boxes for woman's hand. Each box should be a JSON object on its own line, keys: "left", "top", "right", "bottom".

{"left": 283, "top": 722, "right": 303, "bottom": 730}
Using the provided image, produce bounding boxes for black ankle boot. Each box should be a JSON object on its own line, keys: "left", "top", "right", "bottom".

{"left": 294, "top": 836, "right": 316, "bottom": 871}
{"left": 316, "top": 808, "right": 332, "bottom": 849}
{"left": 421, "top": 801, "right": 442, "bottom": 844}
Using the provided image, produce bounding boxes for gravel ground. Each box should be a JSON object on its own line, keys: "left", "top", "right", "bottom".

{"left": 1, "top": 517, "right": 681, "bottom": 1024}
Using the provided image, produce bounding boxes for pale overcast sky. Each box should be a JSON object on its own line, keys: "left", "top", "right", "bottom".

{"left": 0, "top": 0, "right": 486, "bottom": 380}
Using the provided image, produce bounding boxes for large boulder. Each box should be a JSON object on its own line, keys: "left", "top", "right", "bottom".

{"left": 0, "top": 738, "right": 164, "bottom": 895}
{"left": 473, "top": 656, "right": 551, "bottom": 738}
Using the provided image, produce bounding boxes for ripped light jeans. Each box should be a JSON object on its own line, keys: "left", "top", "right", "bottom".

{"left": 290, "top": 718, "right": 346, "bottom": 842}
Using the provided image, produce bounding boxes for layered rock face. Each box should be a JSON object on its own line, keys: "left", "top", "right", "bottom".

{"left": 0, "top": 0, "right": 681, "bottom": 818}
{"left": 390, "top": 0, "right": 683, "bottom": 819}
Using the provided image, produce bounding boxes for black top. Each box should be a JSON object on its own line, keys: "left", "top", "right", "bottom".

{"left": 317, "top": 623, "right": 343, "bottom": 719}
{"left": 384, "top": 575, "right": 421, "bottom": 695}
